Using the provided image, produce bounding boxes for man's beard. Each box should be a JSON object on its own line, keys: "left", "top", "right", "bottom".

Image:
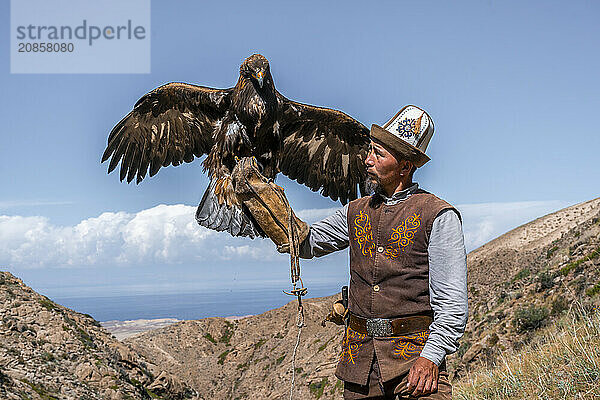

{"left": 365, "top": 177, "right": 386, "bottom": 208}
{"left": 364, "top": 176, "right": 382, "bottom": 196}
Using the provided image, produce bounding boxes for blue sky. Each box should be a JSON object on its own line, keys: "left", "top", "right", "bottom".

{"left": 1, "top": 1, "right": 599, "bottom": 308}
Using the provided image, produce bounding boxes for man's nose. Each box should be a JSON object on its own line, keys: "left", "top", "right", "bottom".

{"left": 365, "top": 153, "right": 374, "bottom": 167}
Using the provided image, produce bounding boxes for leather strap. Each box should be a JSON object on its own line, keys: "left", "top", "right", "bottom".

{"left": 349, "top": 314, "right": 433, "bottom": 337}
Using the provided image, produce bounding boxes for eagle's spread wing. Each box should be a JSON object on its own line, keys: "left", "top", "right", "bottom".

{"left": 102, "top": 83, "right": 232, "bottom": 183}
{"left": 276, "top": 94, "right": 370, "bottom": 204}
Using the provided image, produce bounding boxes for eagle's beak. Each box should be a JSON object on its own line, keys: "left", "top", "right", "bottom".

{"left": 256, "top": 71, "right": 264, "bottom": 88}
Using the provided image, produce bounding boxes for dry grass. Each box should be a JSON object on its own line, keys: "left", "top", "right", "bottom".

{"left": 454, "top": 305, "right": 600, "bottom": 399}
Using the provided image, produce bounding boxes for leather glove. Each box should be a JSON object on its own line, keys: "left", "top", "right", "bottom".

{"left": 321, "top": 299, "right": 349, "bottom": 326}
{"left": 232, "top": 157, "right": 309, "bottom": 250}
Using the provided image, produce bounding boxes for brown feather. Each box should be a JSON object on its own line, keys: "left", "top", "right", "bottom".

{"left": 275, "top": 93, "right": 370, "bottom": 203}
{"left": 102, "top": 83, "right": 232, "bottom": 182}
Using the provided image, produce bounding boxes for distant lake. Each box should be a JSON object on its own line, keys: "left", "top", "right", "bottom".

{"left": 52, "top": 282, "right": 342, "bottom": 322}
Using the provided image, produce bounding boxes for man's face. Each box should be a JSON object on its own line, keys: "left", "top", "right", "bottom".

{"left": 364, "top": 140, "right": 402, "bottom": 189}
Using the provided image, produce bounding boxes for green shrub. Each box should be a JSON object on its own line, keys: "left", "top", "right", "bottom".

{"left": 546, "top": 246, "right": 559, "bottom": 258}
{"left": 318, "top": 336, "right": 335, "bottom": 352}
{"left": 220, "top": 321, "right": 235, "bottom": 345}
{"left": 217, "top": 350, "right": 231, "bottom": 365}
{"left": 537, "top": 271, "right": 555, "bottom": 291}
{"left": 513, "top": 306, "right": 549, "bottom": 333}
{"left": 38, "top": 298, "right": 58, "bottom": 311}
{"left": 334, "top": 379, "right": 344, "bottom": 392}
{"left": 512, "top": 268, "right": 531, "bottom": 282}
{"left": 20, "top": 378, "right": 58, "bottom": 399}
{"left": 203, "top": 333, "right": 217, "bottom": 344}
{"left": 309, "top": 378, "right": 328, "bottom": 399}
{"left": 551, "top": 297, "right": 569, "bottom": 315}
{"left": 561, "top": 247, "right": 600, "bottom": 276}
{"left": 586, "top": 282, "right": 600, "bottom": 297}
{"left": 561, "top": 261, "right": 582, "bottom": 276}
{"left": 457, "top": 340, "right": 472, "bottom": 358}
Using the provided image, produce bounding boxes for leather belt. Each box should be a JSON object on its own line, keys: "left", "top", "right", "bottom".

{"left": 348, "top": 314, "right": 433, "bottom": 337}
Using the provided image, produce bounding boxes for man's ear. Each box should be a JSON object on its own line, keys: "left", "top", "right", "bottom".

{"left": 399, "top": 160, "right": 414, "bottom": 176}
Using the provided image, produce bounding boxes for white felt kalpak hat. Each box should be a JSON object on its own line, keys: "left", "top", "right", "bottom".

{"left": 370, "top": 105, "right": 434, "bottom": 168}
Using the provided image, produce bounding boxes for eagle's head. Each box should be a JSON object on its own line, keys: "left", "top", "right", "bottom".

{"left": 240, "top": 54, "right": 271, "bottom": 89}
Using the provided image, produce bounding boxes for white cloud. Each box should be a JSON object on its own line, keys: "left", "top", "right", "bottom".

{"left": 456, "top": 200, "right": 571, "bottom": 251}
{"left": 0, "top": 205, "right": 276, "bottom": 268}
{"left": 0, "top": 200, "right": 572, "bottom": 269}
{"left": 297, "top": 207, "right": 341, "bottom": 223}
{"left": 221, "top": 244, "right": 278, "bottom": 261}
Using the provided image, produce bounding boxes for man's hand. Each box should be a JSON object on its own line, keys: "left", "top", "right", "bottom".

{"left": 406, "top": 356, "right": 439, "bottom": 397}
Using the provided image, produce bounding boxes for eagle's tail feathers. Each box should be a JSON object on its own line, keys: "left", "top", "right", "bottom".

{"left": 196, "top": 180, "right": 264, "bottom": 238}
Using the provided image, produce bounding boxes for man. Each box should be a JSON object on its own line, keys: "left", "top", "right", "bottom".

{"left": 296, "top": 105, "right": 468, "bottom": 399}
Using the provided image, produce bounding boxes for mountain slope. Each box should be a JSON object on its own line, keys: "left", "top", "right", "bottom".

{"left": 124, "top": 295, "right": 344, "bottom": 399}
{"left": 450, "top": 197, "right": 600, "bottom": 376}
{"left": 0, "top": 272, "right": 196, "bottom": 400}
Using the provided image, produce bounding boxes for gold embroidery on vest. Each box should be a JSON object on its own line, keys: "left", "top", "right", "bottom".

{"left": 384, "top": 213, "right": 421, "bottom": 259}
{"left": 339, "top": 326, "right": 367, "bottom": 365}
{"left": 391, "top": 331, "right": 430, "bottom": 360}
{"left": 353, "top": 211, "right": 375, "bottom": 258}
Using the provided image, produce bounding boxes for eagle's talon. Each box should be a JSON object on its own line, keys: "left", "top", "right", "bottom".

{"left": 269, "top": 180, "right": 284, "bottom": 191}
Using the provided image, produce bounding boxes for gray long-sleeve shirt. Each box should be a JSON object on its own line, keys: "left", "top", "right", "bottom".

{"left": 299, "top": 183, "right": 468, "bottom": 365}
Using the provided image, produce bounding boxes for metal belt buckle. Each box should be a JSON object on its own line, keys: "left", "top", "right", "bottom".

{"left": 365, "top": 318, "right": 393, "bottom": 337}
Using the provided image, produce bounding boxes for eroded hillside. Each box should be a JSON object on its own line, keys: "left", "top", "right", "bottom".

{"left": 449, "top": 198, "right": 600, "bottom": 377}
{"left": 0, "top": 272, "right": 196, "bottom": 400}
{"left": 125, "top": 295, "right": 344, "bottom": 399}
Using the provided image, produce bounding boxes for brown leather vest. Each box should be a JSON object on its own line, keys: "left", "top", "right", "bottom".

{"left": 335, "top": 189, "right": 457, "bottom": 385}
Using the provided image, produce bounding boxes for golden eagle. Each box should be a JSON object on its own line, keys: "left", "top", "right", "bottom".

{"left": 102, "top": 54, "right": 370, "bottom": 238}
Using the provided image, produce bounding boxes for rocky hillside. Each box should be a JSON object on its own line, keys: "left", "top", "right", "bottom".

{"left": 125, "top": 295, "right": 344, "bottom": 400}
{"left": 125, "top": 197, "right": 600, "bottom": 399}
{"left": 0, "top": 272, "right": 196, "bottom": 400}
{"left": 449, "top": 197, "right": 600, "bottom": 377}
